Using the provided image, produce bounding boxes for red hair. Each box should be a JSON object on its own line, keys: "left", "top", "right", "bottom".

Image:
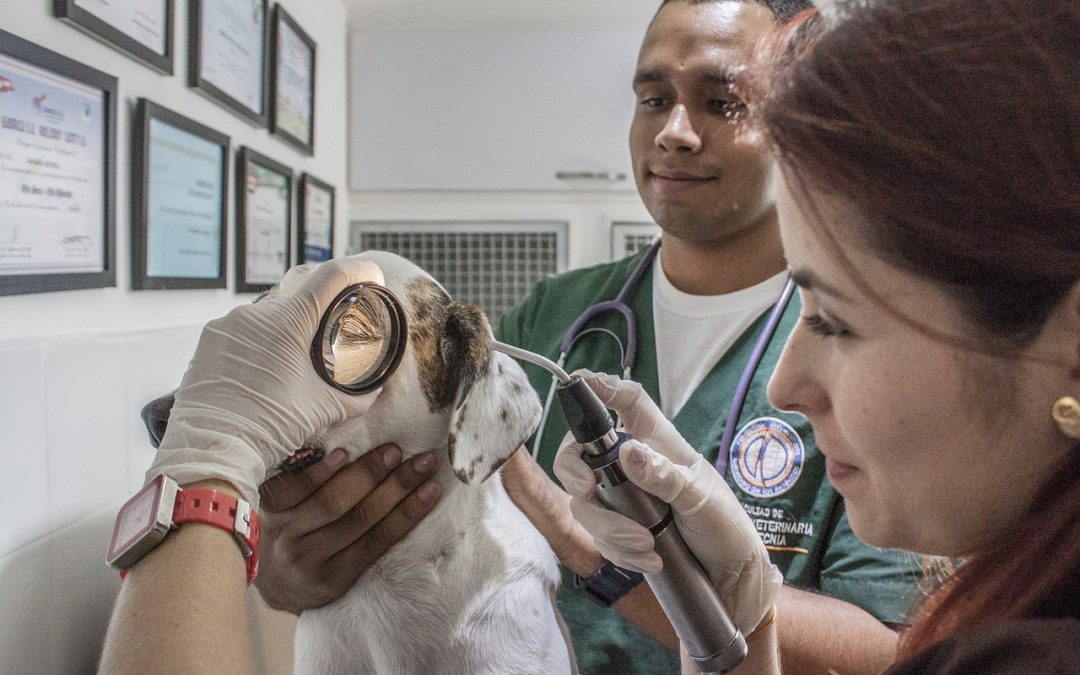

{"left": 751, "top": 0, "right": 1080, "bottom": 660}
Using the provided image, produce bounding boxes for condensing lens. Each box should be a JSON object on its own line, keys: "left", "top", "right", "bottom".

{"left": 312, "top": 284, "right": 407, "bottom": 394}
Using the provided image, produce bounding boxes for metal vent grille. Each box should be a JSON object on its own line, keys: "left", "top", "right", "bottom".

{"left": 350, "top": 221, "right": 567, "bottom": 322}
{"left": 611, "top": 222, "right": 660, "bottom": 259}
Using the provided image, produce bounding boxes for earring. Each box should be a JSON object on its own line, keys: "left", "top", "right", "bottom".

{"left": 1052, "top": 396, "right": 1080, "bottom": 439}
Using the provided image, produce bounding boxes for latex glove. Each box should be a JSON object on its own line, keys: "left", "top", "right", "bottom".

{"left": 146, "top": 258, "right": 386, "bottom": 507}
{"left": 553, "top": 370, "right": 782, "bottom": 635}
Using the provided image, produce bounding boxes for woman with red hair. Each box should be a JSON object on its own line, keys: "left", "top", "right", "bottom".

{"left": 557, "top": 0, "right": 1080, "bottom": 672}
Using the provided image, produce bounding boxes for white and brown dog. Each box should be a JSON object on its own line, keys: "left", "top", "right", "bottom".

{"left": 144, "top": 252, "right": 574, "bottom": 675}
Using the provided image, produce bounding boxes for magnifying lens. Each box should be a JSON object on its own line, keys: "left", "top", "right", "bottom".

{"left": 311, "top": 283, "right": 408, "bottom": 394}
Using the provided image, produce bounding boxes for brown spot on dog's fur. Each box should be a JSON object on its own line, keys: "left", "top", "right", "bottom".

{"left": 500, "top": 408, "right": 508, "bottom": 422}
{"left": 406, "top": 277, "right": 492, "bottom": 413}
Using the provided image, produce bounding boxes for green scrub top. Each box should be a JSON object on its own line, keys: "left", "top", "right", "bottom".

{"left": 495, "top": 249, "right": 923, "bottom": 675}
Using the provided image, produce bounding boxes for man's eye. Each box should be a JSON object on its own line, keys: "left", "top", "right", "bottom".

{"left": 640, "top": 97, "right": 666, "bottom": 108}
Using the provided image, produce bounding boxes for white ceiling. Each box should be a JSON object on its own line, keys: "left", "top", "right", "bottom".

{"left": 343, "top": 0, "right": 661, "bottom": 32}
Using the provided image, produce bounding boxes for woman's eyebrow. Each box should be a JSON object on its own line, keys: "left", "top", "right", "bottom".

{"left": 790, "top": 268, "right": 851, "bottom": 302}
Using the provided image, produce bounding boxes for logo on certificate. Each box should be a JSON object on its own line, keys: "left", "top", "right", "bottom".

{"left": 730, "top": 417, "right": 804, "bottom": 498}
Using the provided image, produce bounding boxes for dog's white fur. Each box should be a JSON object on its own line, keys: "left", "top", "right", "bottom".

{"left": 276, "top": 252, "right": 574, "bottom": 675}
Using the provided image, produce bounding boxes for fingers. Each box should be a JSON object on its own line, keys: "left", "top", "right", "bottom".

{"left": 573, "top": 369, "right": 651, "bottom": 417}
{"left": 568, "top": 497, "right": 661, "bottom": 573}
{"left": 553, "top": 431, "right": 597, "bottom": 498}
{"left": 619, "top": 440, "right": 720, "bottom": 517}
{"left": 303, "top": 450, "right": 441, "bottom": 558}
{"left": 323, "top": 476, "right": 440, "bottom": 585}
{"left": 298, "top": 256, "right": 386, "bottom": 314}
{"left": 260, "top": 447, "right": 354, "bottom": 512}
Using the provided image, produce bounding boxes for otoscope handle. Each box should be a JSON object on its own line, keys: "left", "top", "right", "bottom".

{"left": 583, "top": 433, "right": 748, "bottom": 674}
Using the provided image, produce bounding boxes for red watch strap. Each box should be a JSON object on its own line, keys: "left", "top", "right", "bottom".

{"left": 172, "top": 487, "right": 261, "bottom": 585}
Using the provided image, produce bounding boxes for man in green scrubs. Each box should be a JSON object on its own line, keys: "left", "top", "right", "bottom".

{"left": 251, "top": 1, "right": 921, "bottom": 673}
{"left": 494, "top": 1, "right": 920, "bottom": 673}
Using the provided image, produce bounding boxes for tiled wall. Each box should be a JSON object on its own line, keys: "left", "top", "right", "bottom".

{"left": 0, "top": 327, "right": 199, "bottom": 672}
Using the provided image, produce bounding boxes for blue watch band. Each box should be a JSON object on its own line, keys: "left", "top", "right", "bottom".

{"left": 573, "top": 560, "right": 645, "bottom": 608}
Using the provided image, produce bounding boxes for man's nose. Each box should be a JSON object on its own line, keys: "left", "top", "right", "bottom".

{"left": 655, "top": 104, "right": 702, "bottom": 154}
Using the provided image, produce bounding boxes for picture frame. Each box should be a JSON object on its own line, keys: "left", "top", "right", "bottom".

{"left": 0, "top": 29, "right": 117, "bottom": 296}
{"left": 188, "top": 0, "right": 268, "bottom": 125}
{"left": 236, "top": 146, "right": 292, "bottom": 293}
{"left": 297, "top": 173, "right": 334, "bottom": 264}
{"left": 54, "top": 0, "right": 174, "bottom": 74}
{"left": 269, "top": 5, "right": 316, "bottom": 155}
{"left": 131, "top": 98, "right": 230, "bottom": 290}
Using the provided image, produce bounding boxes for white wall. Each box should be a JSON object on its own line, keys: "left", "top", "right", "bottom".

{"left": 0, "top": 1, "right": 346, "bottom": 671}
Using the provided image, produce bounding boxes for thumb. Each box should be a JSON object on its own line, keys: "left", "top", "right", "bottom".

{"left": 619, "top": 440, "right": 711, "bottom": 516}
{"left": 575, "top": 370, "right": 660, "bottom": 421}
{"left": 297, "top": 257, "right": 387, "bottom": 315}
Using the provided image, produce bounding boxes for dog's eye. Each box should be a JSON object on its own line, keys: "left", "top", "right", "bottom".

{"left": 336, "top": 303, "right": 385, "bottom": 345}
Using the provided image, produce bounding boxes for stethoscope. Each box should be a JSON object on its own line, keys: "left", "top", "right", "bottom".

{"left": 530, "top": 240, "right": 797, "bottom": 476}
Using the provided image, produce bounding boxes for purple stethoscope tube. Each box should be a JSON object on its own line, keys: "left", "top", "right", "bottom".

{"left": 551, "top": 240, "right": 796, "bottom": 476}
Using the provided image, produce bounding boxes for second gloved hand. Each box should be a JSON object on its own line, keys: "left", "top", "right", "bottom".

{"left": 553, "top": 370, "right": 782, "bottom": 636}
{"left": 147, "top": 258, "right": 386, "bottom": 506}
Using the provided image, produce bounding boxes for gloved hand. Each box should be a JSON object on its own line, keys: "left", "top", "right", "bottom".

{"left": 553, "top": 370, "right": 782, "bottom": 635}
{"left": 146, "top": 258, "right": 386, "bottom": 507}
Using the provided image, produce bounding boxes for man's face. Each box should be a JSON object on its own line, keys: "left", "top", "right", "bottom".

{"left": 630, "top": 1, "right": 775, "bottom": 244}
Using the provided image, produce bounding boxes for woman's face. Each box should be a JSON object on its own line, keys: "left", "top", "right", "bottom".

{"left": 768, "top": 172, "right": 1076, "bottom": 556}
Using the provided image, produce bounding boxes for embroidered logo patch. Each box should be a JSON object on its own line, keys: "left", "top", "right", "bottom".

{"left": 730, "top": 417, "right": 804, "bottom": 498}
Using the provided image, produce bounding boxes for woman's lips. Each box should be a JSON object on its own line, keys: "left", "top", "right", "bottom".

{"left": 825, "top": 457, "right": 860, "bottom": 485}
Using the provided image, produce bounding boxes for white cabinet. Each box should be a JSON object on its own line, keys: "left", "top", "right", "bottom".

{"left": 349, "top": 29, "right": 641, "bottom": 191}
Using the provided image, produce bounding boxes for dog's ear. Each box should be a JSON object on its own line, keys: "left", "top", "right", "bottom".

{"left": 443, "top": 304, "right": 541, "bottom": 484}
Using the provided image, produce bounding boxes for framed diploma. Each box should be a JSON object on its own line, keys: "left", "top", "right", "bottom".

{"left": 236, "top": 146, "right": 292, "bottom": 293}
{"left": 270, "top": 5, "right": 316, "bottom": 155}
{"left": 131, "top": 98, "right": 229, "bottom": 290}
{"left": 54, "top": 0, "right": 174, "bottom": 74}
{"left": 0, "top": 29, "right": 117, "bottom": 297}
{"left": 297, "top": 173, "right": 334, "bottom": 264}
{"left": 189, "top": 0, "right": 268, "bottom": 125}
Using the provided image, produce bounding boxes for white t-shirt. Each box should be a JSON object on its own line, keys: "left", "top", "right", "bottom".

{"left": 652, "top": 254, "right": 788, "bottom": 419}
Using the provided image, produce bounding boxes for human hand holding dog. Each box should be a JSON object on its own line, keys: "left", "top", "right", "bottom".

{"left": 256, "top": 444, "right": 442, "bottom": 614}
{"left": 147, "top": 259, "right": 386, "bottom": 505}
{"left": 553, "top": 371, "right": 782, "bottom": 637}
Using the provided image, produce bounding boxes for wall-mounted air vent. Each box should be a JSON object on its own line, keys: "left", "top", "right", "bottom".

{"left": 610, "top": 221, "right": 660, "bottom": 260}
{"left": 350, "top": 221, "right": 568, "bottom": 323}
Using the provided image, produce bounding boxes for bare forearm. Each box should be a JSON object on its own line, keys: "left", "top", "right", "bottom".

{"left": 775, "top": 585, "right": 897, "bottom": 675}
{"left": 100, "top": 484, "right": 252, "bottom": 674}
{"left": 501, "top": 449, "right": 678, "bottom": 650}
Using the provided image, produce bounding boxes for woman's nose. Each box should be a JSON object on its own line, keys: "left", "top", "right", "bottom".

{"left": 767, "top": 326, "right": 827, "bottom": 418}
{"left": 655, "top": 104, "right": 702, "bottom": 154}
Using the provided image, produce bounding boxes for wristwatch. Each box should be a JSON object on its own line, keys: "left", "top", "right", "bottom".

{"left": 573, "top": 560, "right": 645, "bottom": 608}
{"left": 106, "top": 474, "right": 261, "bottom": 585}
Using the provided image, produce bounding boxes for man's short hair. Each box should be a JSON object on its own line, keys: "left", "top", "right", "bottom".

{"left": 658, "top": 0, "right": 813, "bottom": 21}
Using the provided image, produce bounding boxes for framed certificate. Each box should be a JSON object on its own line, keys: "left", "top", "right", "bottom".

{"left": 0, "top": 29, "right": 117, "bottom": 296}
{"left": 297, "top": 173, "right": 334, "bottom": 264}
{"left": 189, "top": 0, "right": 268, "bottom": 125}
{"left": 270, "top": 5, "right": 316, "bottom": 155}
{"left": 236, "top": 147, "right": 292, "bottom": 293}
{"left": 54, "top": 0, "right": 174, "bottom": 74}
{"left": 131, "top": 98, "right": 229, "bottom": 290}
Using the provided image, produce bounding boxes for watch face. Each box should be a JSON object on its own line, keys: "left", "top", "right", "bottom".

{"left": 107, "top": 476, "right": 165, "bottom": 564}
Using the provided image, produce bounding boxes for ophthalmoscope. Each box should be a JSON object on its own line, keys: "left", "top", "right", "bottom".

{"left": 490, "top": 341, "right": 747, "bottom": 675}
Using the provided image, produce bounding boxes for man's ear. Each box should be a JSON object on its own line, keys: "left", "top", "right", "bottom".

{"left": 442, "top": 304, "right": 542, "bottom": 484}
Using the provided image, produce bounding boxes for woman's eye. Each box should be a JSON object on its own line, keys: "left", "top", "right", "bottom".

{"left": 803, "top": 314, "right": 851, "bottom": 338}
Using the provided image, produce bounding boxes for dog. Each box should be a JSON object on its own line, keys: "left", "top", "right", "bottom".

{"left": 143, "top": 252, "right": 575, "bottom": 675}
